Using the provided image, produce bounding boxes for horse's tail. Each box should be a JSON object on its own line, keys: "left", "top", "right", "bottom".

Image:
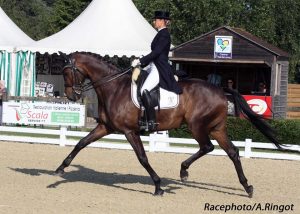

{"left": 223, "top": 88, "right": 299, "bottom": 154}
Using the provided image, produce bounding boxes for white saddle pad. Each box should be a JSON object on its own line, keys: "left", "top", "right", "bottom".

{"left": 131, "top": 83, "right": 179, "bottom": 109}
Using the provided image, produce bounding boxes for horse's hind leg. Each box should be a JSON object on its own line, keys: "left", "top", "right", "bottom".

{"left": 55, "top": 124, "right": 109, "bottom": 175}
{"left": 211, "top": 127, "right": 253, "bottom": 198}
{"left": 125, "top": 131, "right": 163, "bottom": 196}
{"left": 180, "top": 133, "right": 214, "bottom": 182}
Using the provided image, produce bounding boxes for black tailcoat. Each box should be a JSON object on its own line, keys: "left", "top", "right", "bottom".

{"left": 140, "top": 28, "right": 182, "bottom": 94}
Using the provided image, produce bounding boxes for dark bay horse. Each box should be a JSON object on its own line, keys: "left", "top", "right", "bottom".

{"left": 56, "top": 52, "right": 289, "bottom": 197}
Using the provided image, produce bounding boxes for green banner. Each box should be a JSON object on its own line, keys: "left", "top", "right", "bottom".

{"left": 51, "top": 112, "right": 80, "bottom": 124}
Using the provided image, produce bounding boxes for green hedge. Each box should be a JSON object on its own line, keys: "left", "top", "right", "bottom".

{"left": 169, "top": 118, "right": 300, "bottom": 145}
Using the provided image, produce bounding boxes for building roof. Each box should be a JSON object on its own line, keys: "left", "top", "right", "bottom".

{"left": 172, "top": 26, "right": 289, "bottom": 58}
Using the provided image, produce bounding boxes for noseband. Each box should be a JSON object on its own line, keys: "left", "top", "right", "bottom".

{"left": 62, "top": 59, "right": 131, "bottom": 95}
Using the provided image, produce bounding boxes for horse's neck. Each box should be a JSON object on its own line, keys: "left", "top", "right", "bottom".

{"left": 82, "top": 59, "right": 131, "bottom": 103}
{"left": 88, "top": 63, "right": 115, "bottom": 80}
{"left": 93, "top": 72, "right": 131, "bottom": 103}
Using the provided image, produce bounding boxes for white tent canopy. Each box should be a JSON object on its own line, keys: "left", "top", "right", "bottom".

{"left": 0, "top": 7, "right": 34, "bottom": 51}
{"left": 0, "top": 7, "right": 35, "bottom": 96}
{"left": 19, "top": 0, "right": 157, "bottom": 57}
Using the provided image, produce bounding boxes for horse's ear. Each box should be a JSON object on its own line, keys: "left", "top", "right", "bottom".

{"left": 58, "top": 51, "right": 70, "bottom": 64}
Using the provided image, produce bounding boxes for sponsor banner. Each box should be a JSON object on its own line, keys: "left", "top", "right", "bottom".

{"left": 2, "top": 101, "right": 85, "bottom": 126}
{"left": 243, "top": 95, "right": 272, "bottom": 118}
{"left": 214, "top": 35, "right": 233, "bottom": 59}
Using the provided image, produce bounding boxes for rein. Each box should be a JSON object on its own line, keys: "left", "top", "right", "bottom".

{"left": 62, "top": 62, "right": 132, "bottom": 94}
{"left": 83, "top": 67, "right": 132, "bottom": 91}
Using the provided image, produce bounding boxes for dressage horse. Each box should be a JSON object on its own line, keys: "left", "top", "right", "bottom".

{"left": 55, "top": 52, "right": 288, "bottom": 197}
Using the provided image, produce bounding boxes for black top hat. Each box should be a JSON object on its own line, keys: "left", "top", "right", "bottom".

{"left": 153, "top": 11, "right": 170, "bottom": 20}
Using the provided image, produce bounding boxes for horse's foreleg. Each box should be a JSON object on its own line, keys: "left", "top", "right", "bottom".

{"left": 180, "top": 133, "right": 214, "bottom": 182}
{"left": 55, "top": 124, "right": 109, "bottom": 175}
{"left": 125, "top": 131, "right": 163, "bottom": 196}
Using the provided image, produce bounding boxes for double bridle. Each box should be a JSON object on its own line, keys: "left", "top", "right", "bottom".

{"left": 62, "top": 60, "right": 131, "bottom": 95}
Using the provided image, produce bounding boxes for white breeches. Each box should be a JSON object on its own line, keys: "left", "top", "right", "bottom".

{"left": 140, "top": 63, "right": 159, "bottom": 94}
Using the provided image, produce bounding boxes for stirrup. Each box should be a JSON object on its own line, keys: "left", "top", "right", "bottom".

{"left": 138, "top": 119, "right": 148, "bottom": 131}
{"left": 147, "top": 121, "right": 158, "bottom": 132}
{"left": 138, "top": 120, "right": 158, "bottom": 132}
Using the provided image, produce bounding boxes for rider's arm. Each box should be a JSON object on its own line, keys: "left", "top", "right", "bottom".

{"left": 140, "top": 31, "right": 170, "bottom": 67}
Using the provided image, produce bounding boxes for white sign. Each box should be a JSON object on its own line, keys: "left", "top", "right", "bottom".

{"left": 39, "top": 88, "right": 45, "bottom": 96}
{"left": 40, "top": 82, "right": 47, "bottom": 88}
{"left": 214, "top": 35, "right": 233, "bottom": 59}
{"left": 2, "top": 101, "right": 85, "bottom": 126}
{"left": 46, "top": 84, "right": 54, "bottom": 93}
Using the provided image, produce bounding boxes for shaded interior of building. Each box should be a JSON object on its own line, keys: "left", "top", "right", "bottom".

{"left": 178, "top": 61, "right": 271, "bottom": 96}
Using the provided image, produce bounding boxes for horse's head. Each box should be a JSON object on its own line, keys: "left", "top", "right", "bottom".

{"left": 60, "top": 52, "right": 130, "bottom": 102}
{"left": 61, "top": 57, "right": 87, "bottom": 102}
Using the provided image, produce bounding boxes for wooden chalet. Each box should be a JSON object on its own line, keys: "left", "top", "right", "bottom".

{"left": 170, "top": 26, "right": 289, "bottom": 118}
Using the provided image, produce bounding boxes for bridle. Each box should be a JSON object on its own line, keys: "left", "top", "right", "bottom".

{"left": 62, "top": 59, "right": 132, "bottom": 96}
{"left": 62, "top": 62, "right": 86, "bottom": 95}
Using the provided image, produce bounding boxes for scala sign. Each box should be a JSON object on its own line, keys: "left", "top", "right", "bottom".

{"left": 242, "top": 95, "right": 272, "bottom": 118}
{"left": 2, "top": 101, "right": 85, "bottom": 126}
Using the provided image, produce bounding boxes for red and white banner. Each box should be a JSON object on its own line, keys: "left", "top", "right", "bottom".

{"left": 243, "top": 95, "right": 272, "bottom": 118}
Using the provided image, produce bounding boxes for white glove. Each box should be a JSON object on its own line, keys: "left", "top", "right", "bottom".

{"left": 131, "top": 59, "right": 141, "bottom": 67}
{"left": 132, "top": 67, "right": 141, "bottom": 82}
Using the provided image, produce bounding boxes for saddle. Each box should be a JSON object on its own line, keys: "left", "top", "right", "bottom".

{"left": 131, "top": 67, "right": 180, "bottom": 132}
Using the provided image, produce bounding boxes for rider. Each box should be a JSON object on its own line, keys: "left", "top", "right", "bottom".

{"left": 131, "top": 10, "right": 182, "bottom": 131}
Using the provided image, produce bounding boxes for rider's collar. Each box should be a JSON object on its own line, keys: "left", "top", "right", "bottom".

{"left": 158, "top": 27, "right": 167, "bottom": 31}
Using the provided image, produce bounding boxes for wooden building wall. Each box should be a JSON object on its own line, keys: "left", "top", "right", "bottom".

{"left": 271, "top": 60, "right": 289, "bottom": 118}
{"left": 287, "top": 84, "right": 300, "bottom": 119}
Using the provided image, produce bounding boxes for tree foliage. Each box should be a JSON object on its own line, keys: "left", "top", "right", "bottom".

{"left": 0, "top": 0, "right": 299, "bottom": 82}
{"left": 133, "top": 0, "right": 300, "bottom": 82}
{"left": 0, "top": 0, "right": 52, "bottom": 40}
{"left": 0, "top": 0, "right": 91, "bottom": 40}
{"left": 49, "top": 0, "right": 91, "bottom": 34}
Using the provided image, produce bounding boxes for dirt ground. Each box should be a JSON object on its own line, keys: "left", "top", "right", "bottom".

{"left": 0, "top": 141, "right": 299, "bottom": 214}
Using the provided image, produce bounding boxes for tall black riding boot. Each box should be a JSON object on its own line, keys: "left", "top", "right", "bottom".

{"left": 142, "top": 90, "right": 157, "bottom": 132}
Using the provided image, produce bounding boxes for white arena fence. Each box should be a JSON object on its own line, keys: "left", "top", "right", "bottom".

{"left": 0, "top": 126, "right": 299, "bottom": 161}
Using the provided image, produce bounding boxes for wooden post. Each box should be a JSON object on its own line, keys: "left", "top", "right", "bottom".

{"left": 149, "top": 133, "right": 156, "bottom": 152}
{"left": 59, "top": 126, "right": 67, "bottom": 147}
{"left": 244, "top": 138, "right": 252, "bottom": 158}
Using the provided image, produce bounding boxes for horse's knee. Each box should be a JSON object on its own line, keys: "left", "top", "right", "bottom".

{"left": 181, "top": 143, "right": 213, "bottom": 171}
{"left": 203, "top": 142, "right": 214, "bottom": 153}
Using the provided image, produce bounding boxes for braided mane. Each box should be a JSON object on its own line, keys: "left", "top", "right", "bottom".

{"left": 73, "top": 51, "right": 120, "bottom": 72}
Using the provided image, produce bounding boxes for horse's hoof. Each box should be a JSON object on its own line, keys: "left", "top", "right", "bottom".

{"left": 154, "top": 188, "right": 164, "bottom": 196}
{"left": 54, "top": 168, "right": 65, "bottom": 176}
{"left": 180, "top": 170, "right": 189, "bottom": 182}
{"left": 246, "top": 185, "right": 254, "bottom": 198}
